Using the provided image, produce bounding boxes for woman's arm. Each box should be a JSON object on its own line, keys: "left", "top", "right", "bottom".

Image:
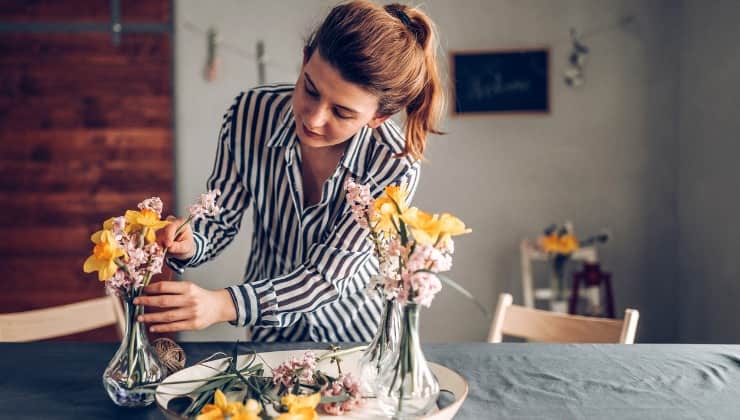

{"left": 166, "top": 93, "right": 252, "bottom": 272}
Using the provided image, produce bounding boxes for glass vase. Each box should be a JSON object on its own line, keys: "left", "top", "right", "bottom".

{"left": 358, "top": 298, "right": 401, "bottom": 396}
{"left": 550, "top": 254, "right": 570, "bottom": 302}
{"left": 102, "top": 298, "right": 166, "bottom": 407}
{"left": 376, "top": 303, "right": 439, "bottom": 418}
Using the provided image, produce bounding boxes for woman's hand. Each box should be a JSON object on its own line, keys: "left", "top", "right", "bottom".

{"left": 133, "top": 281, "right": 237, "bottom": 333}
{"left": 157, "top": 216, "right": 196, "bottom": 260}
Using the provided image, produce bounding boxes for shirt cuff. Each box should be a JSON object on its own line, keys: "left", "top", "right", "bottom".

{"left": 164, "top": 232, "right": 207, "bottom": 274}
{"left": 226, "top": 283, "right": 260, "bottom": 327}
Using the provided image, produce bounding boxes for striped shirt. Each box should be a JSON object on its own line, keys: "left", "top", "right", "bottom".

{"left": 170, "top": 84, "right": 420, "bottom": 342}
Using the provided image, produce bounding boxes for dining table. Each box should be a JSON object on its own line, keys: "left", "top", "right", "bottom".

{"left": 1, "top": 341, "right": 739, "bottom": 419}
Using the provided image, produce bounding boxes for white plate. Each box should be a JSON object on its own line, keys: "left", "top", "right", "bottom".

{"left": 156, "top": 348, "right": 468, "bottom": 419}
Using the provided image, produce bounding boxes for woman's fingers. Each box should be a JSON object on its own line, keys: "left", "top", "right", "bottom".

{"left": 167, "top": 238, "right": 192, "bottom": 256}
{"left": 140, "top": 280, "right": 191, "bottom": 296}
{"left": 156, "top": 215, "right": 187, "bottom": 247}
{"left": 133, "top": 293, "right": 191, "bottom": 309}
{"left": 155, "top": 216, "right": 195, "bottom": 259}
{"left": 138, "top": 307, "right": 193, "bottom": 324}
{"left": 149, "top": 320, "right": 196, "bottom": 333}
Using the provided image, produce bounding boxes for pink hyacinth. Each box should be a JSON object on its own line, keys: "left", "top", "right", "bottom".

{"left": 271, "top": 351, "right": 317, "bottom": 390}
{"left": 407, "top": 244, "right": 452, "bottom": 273}
{"left": 138, "top": 197, "right": 164, "bottom": 217}
{"left": 320, "top": 373, "right": 364, "bottom": 416}
{"left": 344, "top": 178, "right": 374, "bottom": 228}
{"left": 437, "top": 236, "right": 455, "bottom": 254}
{"left": 187, "top": 189, "right": 222, "bottom": 219}
{"left": 107, "top": 270, "right": 130, "bottom": 295}
{"left": 111, "top": 216, "right": 126, "bottom": 240}
{"left": 409, "top": 271, "right": 442, "bottom": 307}
{"left": 387, "top": 237, "right": 405, "bottom": 257}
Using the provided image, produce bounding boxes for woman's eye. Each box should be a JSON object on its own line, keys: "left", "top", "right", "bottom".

{"left": 305, "top": 86, "right": 319, "bottom": 98}
{"left": 334, "top": 109, "right": 352, "bottom": 119}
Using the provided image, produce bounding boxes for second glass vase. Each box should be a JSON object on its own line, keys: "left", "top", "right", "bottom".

{"left": 375, "top": 303, "right": 439, "bottom": 418}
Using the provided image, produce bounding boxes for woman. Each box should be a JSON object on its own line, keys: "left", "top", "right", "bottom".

{"left": 134, "top": 1, "right": 445, "bottom": 342}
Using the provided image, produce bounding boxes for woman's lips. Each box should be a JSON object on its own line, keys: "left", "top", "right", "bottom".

{"left": 302, "top": 123, "right": 322, "bottom": 138}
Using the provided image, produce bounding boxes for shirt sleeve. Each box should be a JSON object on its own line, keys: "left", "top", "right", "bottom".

{"left": 166, "top": 93, "right": 252, "bottom": 274}
{"left": 226, "top": 163, "right": 421, "bottom": 327}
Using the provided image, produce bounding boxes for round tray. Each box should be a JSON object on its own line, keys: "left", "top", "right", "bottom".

{"left": 156, "top": 348, "right": 468, "bottom": 419}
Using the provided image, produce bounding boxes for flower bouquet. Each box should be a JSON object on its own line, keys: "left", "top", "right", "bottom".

{"left": 345, "top": 180, "right": 471, "bottom": 418}
{"left": 536, "top": 222, "right": 609, "bottom": 306}
{"left": 83, "top": 191, "right": 221, "bottom": 407}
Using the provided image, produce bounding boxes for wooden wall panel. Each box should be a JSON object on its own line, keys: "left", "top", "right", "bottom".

{"left": 0, "top": 0, "right": 109, "bottom": 22}
{"left": 0, "top": 0, "right": 173, "bottom": 341}
{"left": 122, "top": 1, "right": 170, "bottom": 22}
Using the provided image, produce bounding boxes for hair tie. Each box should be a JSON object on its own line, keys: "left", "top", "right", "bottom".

{"left": 390, "top": 8, "right": 414, "bottom": 32}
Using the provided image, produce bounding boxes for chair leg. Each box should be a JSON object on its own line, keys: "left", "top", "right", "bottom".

{"left": 569, "top": 274, "right": 581, "bottom": 315}
{"left": 604, "top": 274, "right": 615, "bottom": 319}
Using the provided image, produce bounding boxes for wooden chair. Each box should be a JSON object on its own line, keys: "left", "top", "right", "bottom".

{"left": 0, "top": 295, "right": 126, "bottom": 342}
{"left": 487, "top": 293, "right": 639, "bottom": 344}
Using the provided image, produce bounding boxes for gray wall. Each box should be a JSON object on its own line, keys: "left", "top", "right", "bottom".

{"left": 174, "top": 0, "right": 682, "bottom": 342}
{"left": 677, "top": 0, "right": 740, "bottom": 343}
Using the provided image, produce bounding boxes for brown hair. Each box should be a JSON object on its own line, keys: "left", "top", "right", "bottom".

{"left": 305, "top": 1, "right": 445, "bottom": 160}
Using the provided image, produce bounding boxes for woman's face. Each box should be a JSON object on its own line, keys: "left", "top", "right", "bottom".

{"left": 292, "top": 51, "right": 388, "bottom": 149}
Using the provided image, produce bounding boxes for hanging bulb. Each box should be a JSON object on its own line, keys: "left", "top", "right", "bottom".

{"left": 204, "top": 27, "right": 221, "bottom": 82}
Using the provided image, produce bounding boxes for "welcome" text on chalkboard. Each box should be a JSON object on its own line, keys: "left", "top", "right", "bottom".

{"left": 451, "top": 49, "right": 550, "bottom": 114}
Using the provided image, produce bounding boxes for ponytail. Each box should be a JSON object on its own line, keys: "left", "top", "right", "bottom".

{"left": 398, "top": 5, "right": 445, "bottom": 160}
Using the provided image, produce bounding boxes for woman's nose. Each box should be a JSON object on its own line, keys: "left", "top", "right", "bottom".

{"left": 303, "top": 104, "right": 329, "bottom": 129}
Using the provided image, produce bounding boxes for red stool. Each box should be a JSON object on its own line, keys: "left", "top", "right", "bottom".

{"left": 568, "top": 263, "right": 615, "bottom": 318}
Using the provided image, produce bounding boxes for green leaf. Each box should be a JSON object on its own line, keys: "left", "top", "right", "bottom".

{"left": 320, "top": 393, "right": 351, "bottom": 403}
{"left": 188, "top": 377, "right": 233, "bottom": 395}
{"left": 433, "top": 272, "right": 491, "bottom": 318}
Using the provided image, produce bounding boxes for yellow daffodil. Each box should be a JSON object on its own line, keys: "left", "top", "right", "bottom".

{"left": 371, "top": 184, "right": 411, "bottom": 238}
{"left": 83, "top": 230, "right": 125, "bottom": 281}
{"left": 197, "top": 389, "right": 261, "bottom": 420}
{"left": 275, "top": 393, "right": 321, "bottom": 420}
{"left": 558, "top": 234, "right": 579, "bottom": 253}
{"left": 384, "top": 184, "right": 410, "bottom": 212}
{"left": 437, "top": 213, "right": 472, "bottom": 242}
{"left": 124, "top": 209, "right": 170, "bottom": 243}
{"left": 402, "top": 210, "right": 471, "bottom": 246}
{"left": 373, "top": 195, "right": 400, "bottom": 237}
{"left": 401, "top": 207, "right": 442, "bottom": 245}
{"left": 538, "top": 234, "right": 579, "bottom": 255}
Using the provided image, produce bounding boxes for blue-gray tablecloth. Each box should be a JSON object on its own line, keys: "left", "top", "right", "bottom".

{"left": 1, "top": 342, "right": 739, "bottom": 419}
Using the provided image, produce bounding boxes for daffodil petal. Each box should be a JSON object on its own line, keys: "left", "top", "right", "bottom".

{"left": 91, "top": 230, "right": 103, "bottom": 244}
{"left": 83, "top": 255, "right": 101, "bottom": 274}
{"left": 196, "top": 405, "right": 224, "bottom": 420}
{"left": 145, "top": 228, "right": 156, "bottom": 244}
{"left": 99, "top": 260, "right": 119, "bottom": 281}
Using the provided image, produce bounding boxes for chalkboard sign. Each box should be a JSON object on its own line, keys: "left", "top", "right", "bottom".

{"left": 451, "top": 49, "right": 550, "bottom": 114}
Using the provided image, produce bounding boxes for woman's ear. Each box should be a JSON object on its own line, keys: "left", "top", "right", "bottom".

{"left": 367, "top": 115, "right": 390, "bottom": 129}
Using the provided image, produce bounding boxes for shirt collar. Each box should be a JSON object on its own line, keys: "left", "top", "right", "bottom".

{"left": 339, "top": 125, "right": 372, "bottom": 176}
{"left": 266, "top": 105, "right": 297, "bottom": 148}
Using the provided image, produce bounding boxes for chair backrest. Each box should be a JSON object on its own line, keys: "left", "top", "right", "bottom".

{"left": 0, "top": 295, "right": 125, "bottom": 342}
{"left": 488, "top": 293, "right": 639, "bottom": 344}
